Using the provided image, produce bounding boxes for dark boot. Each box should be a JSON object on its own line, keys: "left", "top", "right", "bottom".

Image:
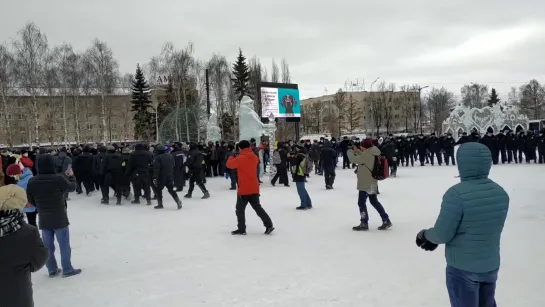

{"left": 175, "top": 198, "right": 182, "bottom": 210}
{"left": 264, "top": 227, "right": 275, "bottom": 235}
{"left": 154, "top": 200, "right": 164, "bottom": 209}
{"left": 352, "top": 222, "right": 369, "bottom": 231}
{"left": 62, "top": 269, "right": 82, "bottom": 278}
{"left": 231, "top": 229, "right": 246, "bottom": 235}
{"left": 378, "top": 221, "right": 393, "bottom": 230}
{"left": 201, "top": 192, "right": 210, "bottom": 199}
{"left": 184, "top": 194, "right": 192, "bottom": 199}
{"left": 131, "top": 197, "right": 140, "bottom": 204}
{"left": 101, "top": 198, "right": 109, "bottom": 205}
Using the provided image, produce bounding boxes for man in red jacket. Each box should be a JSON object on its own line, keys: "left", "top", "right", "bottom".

{"left": 226, "top": 140, "right": 274, "bottom": 235}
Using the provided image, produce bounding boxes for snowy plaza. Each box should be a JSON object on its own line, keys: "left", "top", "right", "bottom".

{"left": 32, "top": 163, "right": 544, "bottom": 307}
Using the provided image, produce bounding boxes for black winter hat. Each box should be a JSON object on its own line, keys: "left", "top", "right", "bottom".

{"left": 487, "top": 127, "right": 494, "bottom": 134}
{"left": 239, "top": 140, "right": 250, "bottom": 149}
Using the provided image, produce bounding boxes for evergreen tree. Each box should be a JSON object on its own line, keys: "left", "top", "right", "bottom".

{"left": 487, "top": 88, "right": 500, "bottom": 106}
{"left": 131, "top": 64, "right": 154, "bottom": 140}
{"left": 231, "top": 48, "right": 251, "bottom": 100}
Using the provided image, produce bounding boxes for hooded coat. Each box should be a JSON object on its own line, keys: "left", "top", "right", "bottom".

{"left": 347, "top": 146, "right": 381, "bottom": 194}
{"left": 26, "top": 155, "right": 77, "bottom": 230}
{"left": 0, "top": 222, "right": 48, "bottom": 307}
{"left": 424, "top": 143, "right": 509, "bottom": 273}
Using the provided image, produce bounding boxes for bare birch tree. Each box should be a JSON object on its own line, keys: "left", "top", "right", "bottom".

{"left": 518, "top": 79, "right": 545, "bottom": 119}
{"left": 332, "top": 89, "right": 346, "bottom": 135}
{"left": 370, "top": 81, "right": 386, "bottom": 136}
{"left": 159, "top": 42, "right": 194, "bottom": 141}
{"left": 382, "top": 83, "right": 397, "bottom": 134}
{"left": 271, "top": 59, "right": 279, "bottom": 83}
{"left": 65, "top": 52, "right": 84, "bottom": 144}
{"left": 53, "top": 44, "right": 79, "bottom": 146}
{"left": 428, "top": 87, "right": 455, "bottom": 133}
{"left": 120, "top": 73, "right": 134, "bottom": 140}
{"left": 13, "top": 22, "right": 48, "bottom": 145}
{"left": 281, "top": 58, "right": 291, "bottom": 83}
{"left": 208, "top": 54, "right": 229, "bottom": 134}
{"left": 346, "top": 94, "right": 362, "bottom": 134}
{"left": 507, "top": 86, "right": 519, "bottom": 106}
{"left": 0, "top": 44, "right": 16, "bottom": 146}
{"left": 43, "top": 50, "right": 61, "bottom": 144}
{"left": 84, "top": 39, "right": 118, "bottom": 143}
{"left": 308, "top": 101, "right": 324, "bottom": 133}
{"left": 461, "top": 83, "right": 489, "bottom": 109}
{"left": 191, "top": 60, "right": 209, "bottom": 141}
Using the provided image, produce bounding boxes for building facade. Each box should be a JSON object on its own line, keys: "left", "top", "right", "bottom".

{"left": 301, "top": 90, "right": 421, "bottom": 136}
{"left": 0, "top": 92, "right": 137, "bottom": 147}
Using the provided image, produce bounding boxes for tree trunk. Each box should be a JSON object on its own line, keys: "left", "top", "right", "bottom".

{"left": 181, "top": 84, "right": 190, "bottom": 142}
{"left": 174, "top": 85, "right": 181, "bottom": 141}
{"left": 101, "top": 93, "right": 107, "bottom": 143}
{"left": 74, "top": 96, "right": 81, "bottom": 144}
{"left": 32, "top": 94, "right": 39, "bottom": 146}
{"left": 62, "top": 94, "right": 68, "bottom": 147}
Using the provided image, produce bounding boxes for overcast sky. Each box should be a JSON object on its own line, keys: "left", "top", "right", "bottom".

{"left": 2, "top": 0, "right": 544, "bottom": 100}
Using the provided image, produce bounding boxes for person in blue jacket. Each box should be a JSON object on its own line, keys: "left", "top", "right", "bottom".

{"left": 415, "top": 142, "right": 509, "bottom": 307}
{"left": 5, "top": 163, "right": 36, "bottom": 226}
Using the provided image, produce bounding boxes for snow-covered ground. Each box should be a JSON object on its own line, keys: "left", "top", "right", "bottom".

{"left": 33, "top": 163, "right": 545, "bottom": 307}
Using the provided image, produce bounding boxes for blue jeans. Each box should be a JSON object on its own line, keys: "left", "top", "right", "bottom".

{"left": 42, "top": 227, "right": 75, "bottom": 274}
{"left": 295, "top": 181, "right": 312, "bottom": 207}
{"left": 357, "top": 191, "right": 389, "bottom": 223}
{"left": 446, "top": 266, "right": 498, "bottom": 307}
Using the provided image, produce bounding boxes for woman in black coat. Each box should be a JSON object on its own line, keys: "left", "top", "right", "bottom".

{"left": 0, "top": 184, "right": 49, "bottom": 307}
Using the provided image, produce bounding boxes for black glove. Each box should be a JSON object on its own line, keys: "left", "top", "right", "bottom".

{"left": 416, "top": 230, "right": 438, "bottom": 251}
{"left": 153, "top": 178, "right": 158, "bottom": 186}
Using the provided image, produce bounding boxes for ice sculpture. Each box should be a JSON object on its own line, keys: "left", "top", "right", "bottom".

{"left": 442, "top": 104, "right": 528, "bottom": 138}
{"left": 238, "top": 96, "right": 277, "bottom": 179}
{"left": 206, "top": 110, "right": 221, "bottom": 143}
{"left": 239, "top": 96, "right": 267, "bottom": 141}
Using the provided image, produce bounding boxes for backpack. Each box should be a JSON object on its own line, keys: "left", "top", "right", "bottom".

{"left": 369, "top": 155, "right": 389, "bottom": 180}
{"left": 304, "top": 156, "right": 313, "bottom": 175}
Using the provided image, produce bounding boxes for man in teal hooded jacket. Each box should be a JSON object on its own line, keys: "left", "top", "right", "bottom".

{"left": 416, "top": 142, "right": 509, "bottom": 307}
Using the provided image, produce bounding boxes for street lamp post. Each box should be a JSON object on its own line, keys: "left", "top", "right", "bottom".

{"left": 418, "top": 85, "right": 429, "bottom": 134}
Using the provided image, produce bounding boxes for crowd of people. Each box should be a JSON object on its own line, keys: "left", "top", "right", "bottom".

{"left": 2, "top": 126, "right": 538, "bottom": 306}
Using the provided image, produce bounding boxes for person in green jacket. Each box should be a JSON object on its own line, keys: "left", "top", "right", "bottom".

{"left": 415, "top": 142, "right": 509, "bottom": 307}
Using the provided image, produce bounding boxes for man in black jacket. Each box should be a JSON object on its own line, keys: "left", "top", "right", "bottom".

{"left": 505, "top": 130, "right": 517, "bottom": 163}
{"left": 170, "top": 143, "right": 186, "bottom": 192}
{"left": 481, "top": 128, "right": 498, "bottom": 164}
{"left": 93, "top": 145, "right": 106, "bottom": 191}
{"left": 99, "top": 146, "right": 124, "bottom": 205}
{"left": 427, "top": 133, "right": 442, "bottom": 166}
{"left": 320, "top": 140, "right": 336, "bottom": 189}
{"left": 442, "top": 133, "right": 456, "bottom": 166}
{"left": 416, "top": 134, "right": 428, "bottom": 166}
{"left": 495, "top": 131, "right": 507, "bottom": 164}
{"left": 153, "top": 144, "right": 182, "bottom": 210}
{"left": 26, "top": 154, "right": 81, "bottom": 278}
{"left": 184, "top": 143, "right": 210, "bottom": 199}
{"left": 72, "top": 146, "right": 95, "bottom": 196}
{"left": 271, "top": 142, "right": 289, "bottom": 187}
{"left": 126, "top": 143, "right": 154, "bottom": 205}
{"left": 340, "top": 137, "right": 351, "bottom": 169}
